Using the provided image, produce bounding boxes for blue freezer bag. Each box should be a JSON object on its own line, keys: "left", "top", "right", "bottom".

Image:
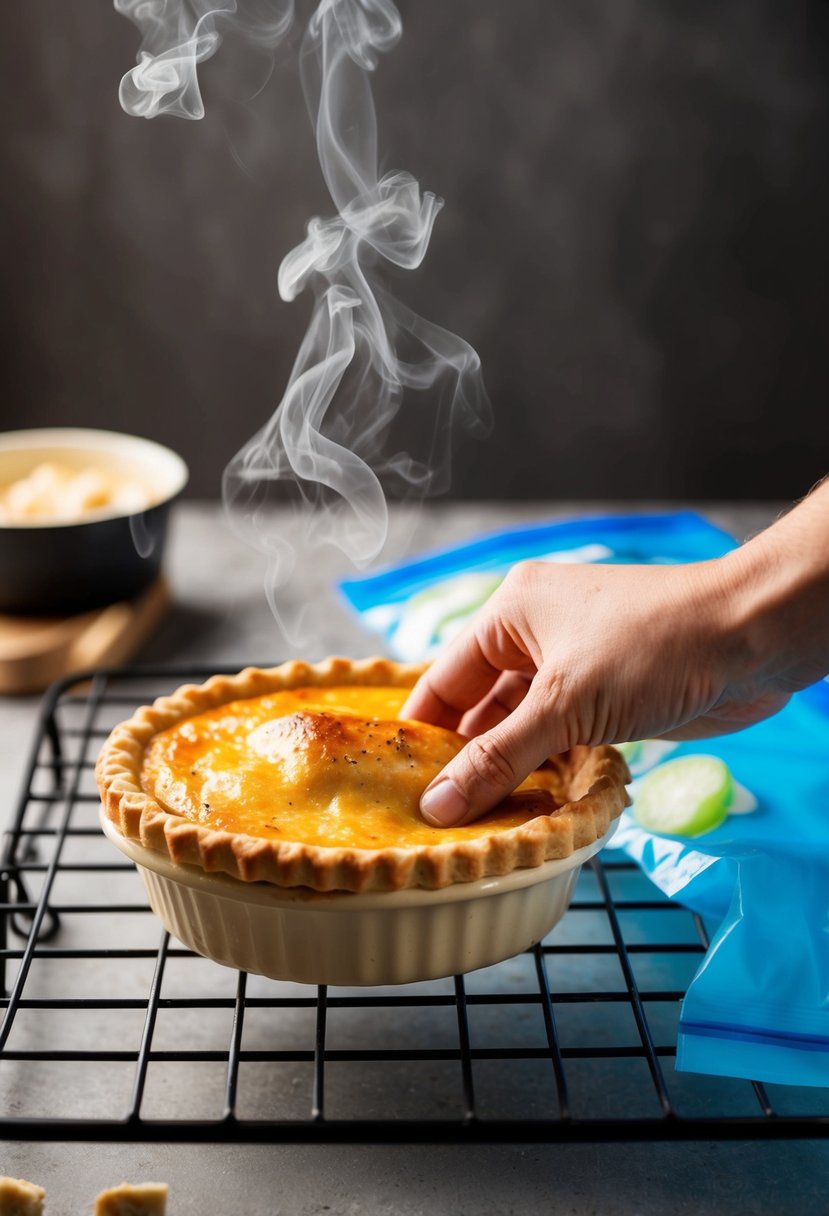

{"left": 340, "top": 511, "right": 736, "bottom": 660}
{"left": 610, "top": 682, "right": 829, "bottom": 1087}
{"left": 340, "top": 510, "right": 829, "bottom": 1086}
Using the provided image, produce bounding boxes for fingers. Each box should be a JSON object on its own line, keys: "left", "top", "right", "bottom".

{"left": 458, "top": 670, "right": 533, "bottom": 738}
{"left": 420, "top": 671, "right": 566, "bottom": 827}
{"left": 400, "top": 614, "right": 532, "bottom": 729}
{"left": 401, "top": 575, "right": 538, "bottom": 729}
{"left": 400, "top": 634, "right": 498, "bottom": 730}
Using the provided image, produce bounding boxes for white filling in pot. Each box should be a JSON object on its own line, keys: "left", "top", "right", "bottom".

{"left": 0, "top": 461, "right": 151, "bottom": 525}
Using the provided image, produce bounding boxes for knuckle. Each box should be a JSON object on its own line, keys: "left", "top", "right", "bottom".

{"left": 528, "top": 667, "right": 574, "bottom": 726}
{"left": 504, "top": 560, "right": 542, "bottom": 594}
{"left": 533, "top": 665, "right": 605, "bottom": 748}
{"left": 462, "top": 733, "right": 519, "bottom": 792}
{"left": 531, "top": 665, "right": 565, "bottom": 706}
{"left": 527, "top": 668, "right": 579, "bottom": 750}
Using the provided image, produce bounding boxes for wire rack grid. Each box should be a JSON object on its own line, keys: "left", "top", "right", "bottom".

{"left": 1, "top": 666, "right": 828, "bottom": 1144}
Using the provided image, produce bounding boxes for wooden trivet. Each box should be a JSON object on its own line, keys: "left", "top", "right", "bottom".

{"left": 0, "top": 578, "right": 169, "bottom": 695}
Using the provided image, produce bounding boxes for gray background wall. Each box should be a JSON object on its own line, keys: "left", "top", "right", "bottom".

{"left": 1, "top": 0, "right": 828, "bottom": 501}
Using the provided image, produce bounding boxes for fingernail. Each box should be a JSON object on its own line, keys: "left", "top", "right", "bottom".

{"left": 420, "top": 778, "right": 468, "bottom": 827}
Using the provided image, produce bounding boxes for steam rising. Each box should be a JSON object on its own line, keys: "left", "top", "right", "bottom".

{"left": 117, "top": 0, "right": 491, "bottom": 639}
{"left": 116, "top": 0, "right": 294, "bottom": 120}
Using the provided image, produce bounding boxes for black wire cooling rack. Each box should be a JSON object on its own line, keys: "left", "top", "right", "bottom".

{"left": 1, "top": 666, "right": 828, "bottom": 1144}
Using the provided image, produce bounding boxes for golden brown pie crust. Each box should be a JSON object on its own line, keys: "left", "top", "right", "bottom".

{"left": 96, "top": 657, "right": 630, "bottom": 893}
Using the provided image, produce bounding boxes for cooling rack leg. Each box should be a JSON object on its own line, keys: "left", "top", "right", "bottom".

{"left": 0, "top": 862, "right": 7, "bottom": 997}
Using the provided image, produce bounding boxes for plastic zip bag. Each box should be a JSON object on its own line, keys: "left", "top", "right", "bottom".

{"left": 341, "top": 509, "right": 829, "bottom": 1087}
{"left": 340, "top": 511, "right": 735, "bottom": 661}
{"left": 613, "top": 683, "right": 829, "bottom": 1087}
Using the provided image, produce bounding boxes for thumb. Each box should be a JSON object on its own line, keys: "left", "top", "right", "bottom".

{"left": 419, "top": 685, "right": 561, "bottom": 828}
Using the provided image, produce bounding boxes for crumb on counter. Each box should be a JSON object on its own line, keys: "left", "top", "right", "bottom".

{"left": 0, "top": 1176, "right": 46, "bottom": 1216}
{"left": 93, "top": 1182, "right": 168, "bottom": 1216}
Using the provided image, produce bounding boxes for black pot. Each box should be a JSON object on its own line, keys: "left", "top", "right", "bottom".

{"left": 0, "top": 429, "right": 189, "bottom": 617}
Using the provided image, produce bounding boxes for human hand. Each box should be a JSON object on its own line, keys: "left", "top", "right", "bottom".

{"left": 402, "top": 489, "right": 829, "bottom": 828}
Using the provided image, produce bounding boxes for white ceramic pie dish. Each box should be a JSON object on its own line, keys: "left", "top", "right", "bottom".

{"left": 101, "top": 811, "right": 616, "bottom": 986}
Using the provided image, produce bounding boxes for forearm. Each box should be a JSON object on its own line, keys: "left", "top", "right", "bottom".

{"left": 719, "top": 480, "right": 829, "bottom": 694}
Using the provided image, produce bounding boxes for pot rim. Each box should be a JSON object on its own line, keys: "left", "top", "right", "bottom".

{"left": 0, "top": 427, "right": 189, "bottom": 530}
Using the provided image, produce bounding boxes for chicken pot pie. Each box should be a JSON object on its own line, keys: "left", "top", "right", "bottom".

{"left": 96, "top": 657, "right": 629, "bottom": 893}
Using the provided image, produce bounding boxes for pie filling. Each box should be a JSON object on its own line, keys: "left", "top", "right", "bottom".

{"left": 141, "top": 686, "right": 566, "bottom": 849}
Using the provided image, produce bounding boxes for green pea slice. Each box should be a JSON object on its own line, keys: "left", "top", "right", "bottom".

{"left": 633, "top": 755, "right": 733, "bottom": 837}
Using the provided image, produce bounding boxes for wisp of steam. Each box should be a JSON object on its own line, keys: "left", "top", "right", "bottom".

{"left": 116, "top": 0, "right": 491, "bottom": 641}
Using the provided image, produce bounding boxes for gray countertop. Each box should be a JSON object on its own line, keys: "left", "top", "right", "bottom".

{"left": 3, "top": 500, "right": 827, "bottom": 1216}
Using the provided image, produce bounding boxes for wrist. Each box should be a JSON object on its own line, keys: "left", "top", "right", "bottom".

{"left": 675, "top": 552, "right": 757, "bottom": 689}
{"left": 715, "top": 494, "right": 829, "bottom": 692}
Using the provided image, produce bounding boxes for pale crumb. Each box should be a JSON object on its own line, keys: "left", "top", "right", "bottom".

{"left": 0, "top": 1176, "right": 46, "bottom": 1216}
{"left": 93, "top": 1182, "right": 168, "bottom": 1216}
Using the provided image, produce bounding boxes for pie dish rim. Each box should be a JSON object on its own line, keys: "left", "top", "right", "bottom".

{"left": 99, "top": 808, "right": 619, "bottom": 909}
